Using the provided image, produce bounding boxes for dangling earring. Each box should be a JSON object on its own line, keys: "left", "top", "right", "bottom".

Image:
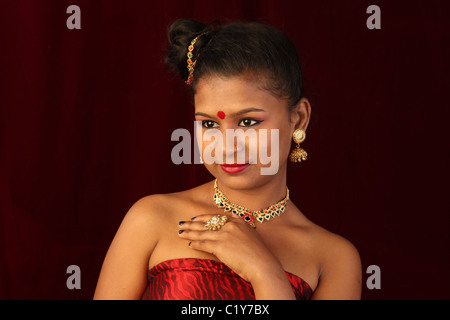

{"left": 289, "top": 129, "right": 308, "bottom": 162}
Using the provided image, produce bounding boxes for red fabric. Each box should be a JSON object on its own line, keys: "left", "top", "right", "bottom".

{"left": 141, "top": 258, "right": 312, "bottom": 300}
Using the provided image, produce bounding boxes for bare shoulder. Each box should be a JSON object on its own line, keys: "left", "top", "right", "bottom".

{"left": 125, "top": 193, "right": 178, "bottom": 226}
{"left": 124, "top": 180, "right": 213, "bottom": 231}
{"left": 305, "top": 221, "right": 362, "bottom": 299}
{"left": 101, "top": 183, "right": 211, "bottom": 262}
{"left": 93, "top": 194, "right": 170, "bottom": 299}
{"left": 94, "top": 183, "right": 212, "bottom": 299}
{"left": 310, "top": 224, "right": 361, "bottom": 266}
{"left": 114, "top": 194, "right": 168, "bottom": 242}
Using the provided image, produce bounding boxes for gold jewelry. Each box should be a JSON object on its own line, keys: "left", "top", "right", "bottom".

{"left": 185, "top": 32, "right": 207, "bottom": 85}
{"left": 213, "top": 179, "right": 289, "bottom": 229}
{"left": 204, "top": 214, "right": 228, "bottom": 231}
{"left": 289, "top": 128, "right": 308, "bottom": 162}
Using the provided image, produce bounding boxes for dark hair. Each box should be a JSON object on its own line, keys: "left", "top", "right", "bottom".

{"left": 165, "top": 19, "right": 304, "bottom": 108}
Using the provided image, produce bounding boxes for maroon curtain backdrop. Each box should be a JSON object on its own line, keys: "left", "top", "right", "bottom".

{"left": 1, "top": 0, "right": 449, "bottom": 299}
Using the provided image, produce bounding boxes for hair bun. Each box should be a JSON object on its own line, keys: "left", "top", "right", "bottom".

{"left": 165, "top": 19, "right": 208, "bottom": 81}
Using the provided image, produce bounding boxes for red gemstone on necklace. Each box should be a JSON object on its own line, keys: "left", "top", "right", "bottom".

{"left": 243, "top": 213, "right": 253, "bottom": 223}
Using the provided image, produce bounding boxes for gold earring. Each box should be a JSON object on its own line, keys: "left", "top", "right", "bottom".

{"left": 289, "top": 129, "right": 308, "bottom": 162}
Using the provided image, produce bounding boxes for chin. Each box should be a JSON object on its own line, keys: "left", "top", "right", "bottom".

{"left": 209, "top": 163, "right": 283, "bottom": 190}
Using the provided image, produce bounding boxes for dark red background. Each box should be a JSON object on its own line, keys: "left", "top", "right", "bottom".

{"left": 1, "top": 0, "right": 449, "bottom": 299}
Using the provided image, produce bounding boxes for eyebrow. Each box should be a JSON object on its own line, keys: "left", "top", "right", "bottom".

{"left": 194, "top": 108, "right": 266, "bottom": 118}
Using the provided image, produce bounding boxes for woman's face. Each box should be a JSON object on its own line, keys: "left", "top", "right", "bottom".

{"left": 194, "top": 75, "right": 309, "bottom": 190}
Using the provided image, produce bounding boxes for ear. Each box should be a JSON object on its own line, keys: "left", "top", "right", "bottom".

{"left": 290, "top": 97, "right": 312, "bottom": 131}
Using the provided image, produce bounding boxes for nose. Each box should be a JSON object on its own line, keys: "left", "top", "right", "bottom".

{"left": 221, "top": 133, "right": 244, "bottom": 164}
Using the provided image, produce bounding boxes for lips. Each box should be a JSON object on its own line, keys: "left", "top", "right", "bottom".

{"left": 220, "top": 163, "right": 250, "bottom": 174}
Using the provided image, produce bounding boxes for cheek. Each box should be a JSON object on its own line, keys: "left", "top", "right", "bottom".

{"left": 256, "top": 114, "right": 293, "bottom": 158}
{"left": 200, "top": 135, "right": 215, "bottom": 156}
{"left": 250, "top": 128, "right": 292, "bottom": 161}
{"left": 198, "top": 129, "right": 223, "bottom": 159}
{"left": 280, "top": 128, "right": 293, "bottom": 153}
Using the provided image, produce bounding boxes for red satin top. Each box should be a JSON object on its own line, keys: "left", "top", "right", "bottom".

{"left": 141, "top": 258, "right": 312, "bottom": 300}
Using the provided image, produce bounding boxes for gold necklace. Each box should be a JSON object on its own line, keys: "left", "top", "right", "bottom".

{"left": 213, "top": 179, "right": 289, "bottom": 228}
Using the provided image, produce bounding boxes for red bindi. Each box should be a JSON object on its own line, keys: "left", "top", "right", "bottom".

{"left": 217, "top": 111, "right": 226, "bottom": 119}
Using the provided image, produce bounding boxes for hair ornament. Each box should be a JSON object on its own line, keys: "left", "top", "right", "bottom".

{"left": 185, "top": 32, "right": 207, "bottom": 85}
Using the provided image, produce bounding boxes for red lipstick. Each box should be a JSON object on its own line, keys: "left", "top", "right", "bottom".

{"left": 220, "top": 163, "right": 250, "bottom": 174}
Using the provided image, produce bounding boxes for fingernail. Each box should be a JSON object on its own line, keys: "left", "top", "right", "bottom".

{"left": 188, "top": 241, "right": 192, "bottom": 246}
{"left": 178, "top": 230, "right": 184, "bottom": 234}
{"left": 190, "top": 216, "right": 196, "bottom": 221}
{"left": 179, "top": 221, "right": 186, "bottom": 226}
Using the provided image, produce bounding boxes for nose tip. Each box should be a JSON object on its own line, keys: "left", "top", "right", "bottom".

{"left": 222, "top": 132, "right": 246, "bottom": 164}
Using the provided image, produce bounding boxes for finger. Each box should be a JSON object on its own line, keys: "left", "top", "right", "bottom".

{"left": 191, "top": 214, "right": 245, "bottom": 227}
{"left": 189, "top": 214, "right": 231, "bottom": 223}
{"left": 188, "top": 239, "right": 219, "bottom": 256}
{"left": 180, "top": 214, "right": 233, "bottom": 231}
{"left": 178, "top": 229, "right": 220, "bottom": 241}
{"left": 178, "top": 220, "right": 211, "bottom": 231}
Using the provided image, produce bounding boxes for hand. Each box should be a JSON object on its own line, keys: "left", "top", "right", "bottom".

{"left": 178, "top": 214, "right": 283, "bottom": 283}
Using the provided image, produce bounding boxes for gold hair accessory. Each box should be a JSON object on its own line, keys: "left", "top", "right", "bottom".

{"left": 204, "top": 215, "right": 228, "bottom": 231}
{"left": 289, "top": 129, "right": 308, "bottom": 162}
{"left": 213, "top": 179, "right": 289, "bottom": 229}
{"left": 185, "top": 32, "right": 207, "bottom": 85}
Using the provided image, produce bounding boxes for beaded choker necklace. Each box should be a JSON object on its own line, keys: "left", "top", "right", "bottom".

{"left": 213, "top": 179, "right": 289, "bottom": 228}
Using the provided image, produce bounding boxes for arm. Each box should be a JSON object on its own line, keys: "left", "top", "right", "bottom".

{"left": 93, "top": 196, "right": 160, "bottom": 299}
{"left": 311, "top": 236, "right": 362, "bottom": 300}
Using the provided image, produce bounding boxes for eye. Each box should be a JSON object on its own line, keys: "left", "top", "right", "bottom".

{"left": 238, "top": 118, "right": 263, "bottom": 127}
{"left": 202, "top": 120, "right": 219, "bottom": 128}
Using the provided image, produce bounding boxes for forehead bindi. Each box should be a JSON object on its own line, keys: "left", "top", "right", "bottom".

{"left": 217, "top": 111, "right": 226, "bottom": 119}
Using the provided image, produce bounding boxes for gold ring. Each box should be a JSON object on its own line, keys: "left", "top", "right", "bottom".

{"left": 204, "top": 215, "right": 228, "bottom": 231}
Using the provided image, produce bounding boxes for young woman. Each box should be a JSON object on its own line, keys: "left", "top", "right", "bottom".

{"left": 94, "top": 19, "right": 362, "bottom": 300}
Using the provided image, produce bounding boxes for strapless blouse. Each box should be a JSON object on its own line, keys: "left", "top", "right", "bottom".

{"left": 141, "top": 258, "right": 312, "bottom": 300}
